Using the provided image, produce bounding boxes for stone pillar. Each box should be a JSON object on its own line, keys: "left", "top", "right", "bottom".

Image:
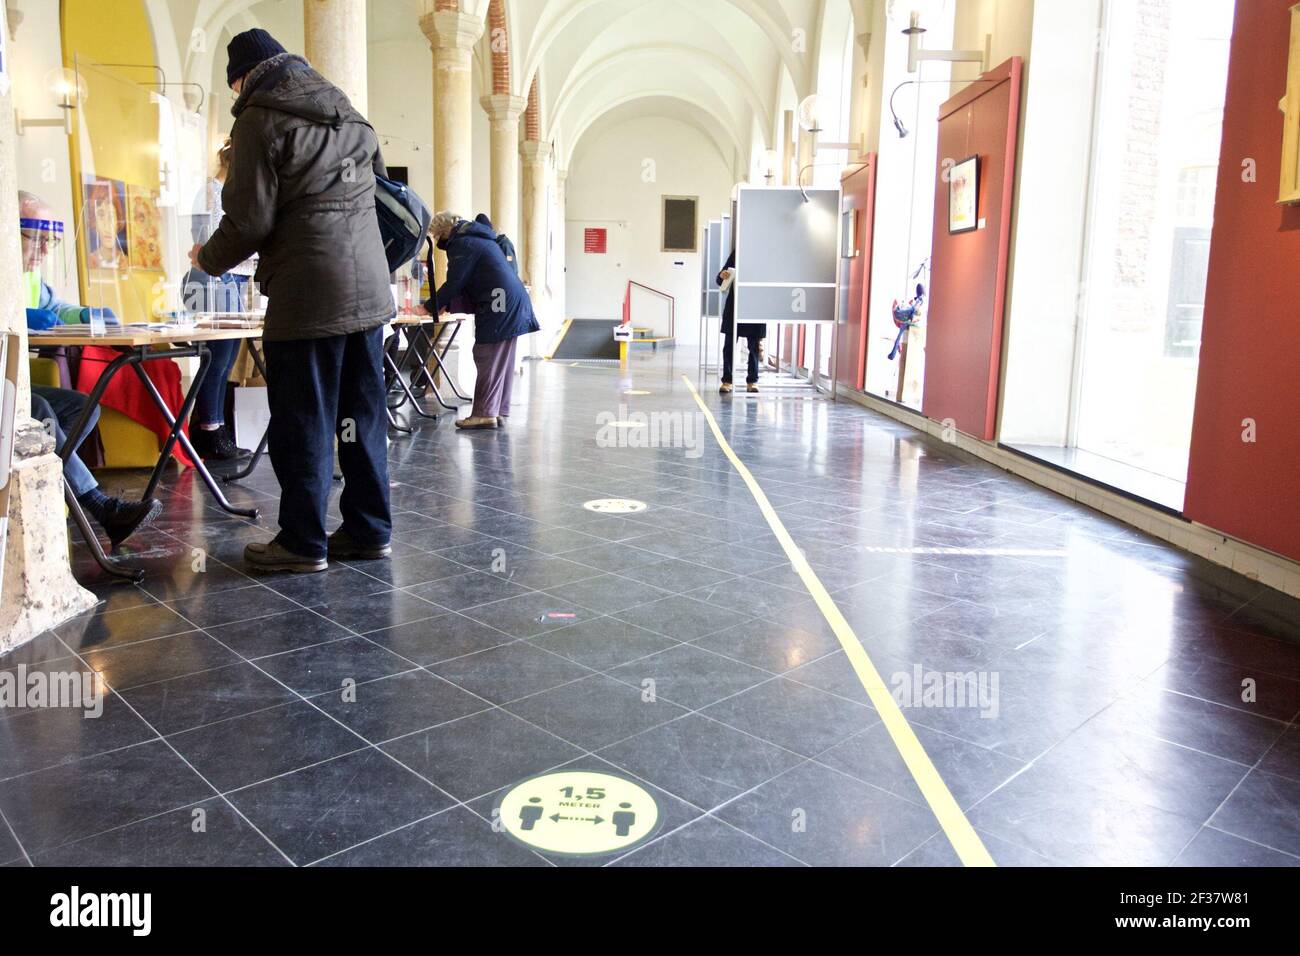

{"left": 0, "top": 4, "right": 97, "bottom": 650}
{"left": 520, "top": 139, "right": 551, "bottom": 356}
{"left": 553, "top": 166, "right": 567, "bottom": 331}
{"left": 304, "top": 0, "right": 368, "bottom": 115}
{"left": 479, "top": 93, "right": 527, "bottom": 244}
{"left": 796, "top": 126, "right": 816, "bottom": 188}
{"left": 520, "top": 140, "right": 551, "bottom": 290}
{"left": 421, "top": 9, "right": 483, "bottom": 277}
{"left": 782, "top": 109, "right": 795, "bottom": 186}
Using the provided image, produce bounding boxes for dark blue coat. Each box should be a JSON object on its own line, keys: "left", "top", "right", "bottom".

{"left": 719, "top": 251, "right": 767, "bottom": 338}
{"left": 426, "top": 219, "right": 539, "bottom": 344}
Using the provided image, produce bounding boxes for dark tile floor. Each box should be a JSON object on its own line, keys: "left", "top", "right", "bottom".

{"left": 2, "top": 348, "right": 1299, "bottom": 867}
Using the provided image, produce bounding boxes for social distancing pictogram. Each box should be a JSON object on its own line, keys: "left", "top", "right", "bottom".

{"left": 583, "top": 498, "right": 648, "bottom": 514}
{"left": 499, "top": 770, "right": 661, "bottom": 856}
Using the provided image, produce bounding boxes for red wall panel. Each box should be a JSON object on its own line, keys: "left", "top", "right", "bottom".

{"left": 1185, "top": 0, "right": 1300, "bottom": 563}
{"left": 837, "top": 157, "right": 878, "bottom": 391}
{"left": 921, "top": 58, "right": 1023, "bottom": 440}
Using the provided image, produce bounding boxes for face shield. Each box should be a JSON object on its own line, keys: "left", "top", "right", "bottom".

{"left": 19, "top": 216, "right": 66, "bottom": 307}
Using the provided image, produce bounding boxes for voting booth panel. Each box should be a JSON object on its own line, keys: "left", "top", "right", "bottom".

{"left": 734, "top": 186, "right": 841, "bottom": 325}
{"left": 702, "top": 219, "right": 724, "bottom": 319}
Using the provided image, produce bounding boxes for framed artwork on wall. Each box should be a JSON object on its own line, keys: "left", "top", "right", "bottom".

{"left": 126, "top": 185, "right": 163, "bottom": 271}
{"left": 948, "top": 154, "right": 980, "bottom": 234}
{"left": 82, "top": 176, "right": 128, "bottom": 272}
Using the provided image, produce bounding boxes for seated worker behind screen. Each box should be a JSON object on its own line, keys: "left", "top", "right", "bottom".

{"left": 19, "top": 190, "right": 161, "bottom": 545}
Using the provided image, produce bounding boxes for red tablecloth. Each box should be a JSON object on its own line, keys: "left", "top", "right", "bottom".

{"left": 75, "top": 345, "right": 195, "bottom": 468}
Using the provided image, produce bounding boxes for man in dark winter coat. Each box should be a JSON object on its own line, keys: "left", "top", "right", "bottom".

{"left": 718, "top": 249, "right": 766, "bottom": 394}
{"left": 422, "top": 213, "right": 539, "bottom": 430}
{"left": 194, "top": 28, "right": 394, "bottom": 572}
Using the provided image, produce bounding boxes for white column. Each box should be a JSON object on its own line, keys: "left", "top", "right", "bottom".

{"left": 0, "top": 2, "right": 96, "bottom": 649}
{"left": 796, "top": 126, "right": 816, "bottom": 189}
{"left": 520, "top": 140, "right": 551, "bottom": 288}
{"left": 304, "top": 0, "right": 368, "bottom": 114}
{"left": 422, "top": 10, "right": 484, "bottom": 278}
{"left": 479, "top": 93, "right": 527, "bottom": 243}
{"left": 520, "top": 139, "right": 552, "bottom": 357}
{"left": 553, "top": 166, "right": 567, "bottom": 333}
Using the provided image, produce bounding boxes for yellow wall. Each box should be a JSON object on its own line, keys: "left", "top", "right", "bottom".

{"left": 61, "top": 0, "right": 162, "bottom": 323}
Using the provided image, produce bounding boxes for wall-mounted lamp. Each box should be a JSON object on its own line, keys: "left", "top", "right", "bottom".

{"left": 794, "top": 94, "right": 866, "bottom": 202}
{"left": 903, "top": 10, "right": 990, "bottom": 75}
{"left": 796, "top": 94, "right": 865, "bottom": 157}
{"left": 888, "top": 77, "right": 999, "bottom": 140}
{"left": 15, "top": 68, "right": 85, "bottom": 136}
{"left": 763, "top": 148, "right": 779, "bottom": 185}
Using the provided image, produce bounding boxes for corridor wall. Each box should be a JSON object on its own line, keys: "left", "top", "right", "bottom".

{"left": 921, "top": 57, "right": 1023, "bottom": 440}
{"left": 566, "top": 114, "right": 733, "bottom": 345}
{"left": 1185, "top": 0, "right": 1300, "bottom": 565}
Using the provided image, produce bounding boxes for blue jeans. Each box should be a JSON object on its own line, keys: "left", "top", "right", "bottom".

{"left": 30, "top": 385, "right": 99, "bottom": 498}
{"left": 184, "top": 270, "right": 248, "bottom": 426}
{"left": 193, "top": 338, "right": 240, "bottom": 426}
{"left": 264, "top": 326, "right": 391, "bottom": 559}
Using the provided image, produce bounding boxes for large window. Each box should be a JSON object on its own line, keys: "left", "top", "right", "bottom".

{"left": 1064, "top": 0, "right": 1234, "bottom": 508}
{"left": 863, "top": 0, "right": 956, "bottom": 406}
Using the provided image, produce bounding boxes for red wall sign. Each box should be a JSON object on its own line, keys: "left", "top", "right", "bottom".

{"left": 584, "top": 228, "right": 607, "bottom": 254}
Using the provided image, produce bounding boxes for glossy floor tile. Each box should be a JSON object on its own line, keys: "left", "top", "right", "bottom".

{"left": 1, "top": 347, "right": 1298, "bottom": 866}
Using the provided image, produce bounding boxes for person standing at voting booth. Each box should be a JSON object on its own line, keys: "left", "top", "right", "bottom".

{"left": 193, "top": 29, "right": 394, "bottom": 573}
{"left": 718, "top": 250, "right": 766, "bottom": 394}
{"left": 421, "top": 212, "right": 539, "bottom": 430}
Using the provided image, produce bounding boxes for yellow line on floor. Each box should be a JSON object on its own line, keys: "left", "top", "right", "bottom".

{"left": 545, "top": 318, "right": 574, "bottom": 360}
{"left": 681, "top": 374, "right": 996, "bottom": 867}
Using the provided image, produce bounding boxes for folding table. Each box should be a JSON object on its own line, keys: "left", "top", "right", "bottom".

{"left": 384, "top": 315, "right": 471, "bottom": 431}
{"left": 28, "top": 323, "right": 266, "bottom": 582}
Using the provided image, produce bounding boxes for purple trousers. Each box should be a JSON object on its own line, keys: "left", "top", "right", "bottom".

{"left": 471, "top": 337, "right": 518, "bottom": 418}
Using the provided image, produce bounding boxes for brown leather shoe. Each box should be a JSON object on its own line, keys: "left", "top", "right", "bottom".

{"left": 455, "top": 416, "right": 499, "bottom": 430}
{"left": 244, "top": 539, "right": 328, "bottom": 574}
{"left": 327, "top": 529, "right": 391, "bottom": 560}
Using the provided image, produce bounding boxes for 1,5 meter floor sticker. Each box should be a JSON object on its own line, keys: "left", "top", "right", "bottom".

{"left": 583, "top": 498, "right": 648, "bottom": 514}
{"left": 499, "top": 770, "right": 661, "bottom": 857}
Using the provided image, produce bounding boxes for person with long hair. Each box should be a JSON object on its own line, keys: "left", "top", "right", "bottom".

{"left": 183, "top": 138, "right": 256, "bottom": 461}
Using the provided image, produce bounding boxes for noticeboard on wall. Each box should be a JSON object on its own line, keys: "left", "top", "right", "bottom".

{"left": 734, "top": 185, "right": 841, "bottom": 323}
{"left": 662, "top": 195, "right": 698, "bottom": 252}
